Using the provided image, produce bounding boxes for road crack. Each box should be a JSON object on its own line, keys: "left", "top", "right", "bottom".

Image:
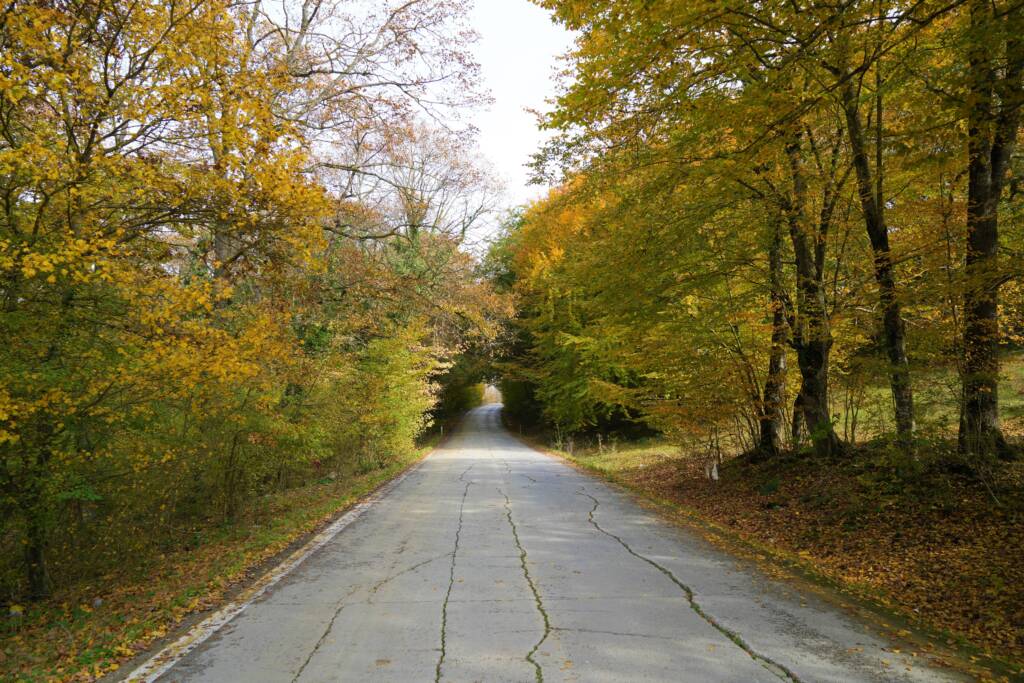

{"left": 500, "top": 488, "right": 551, "bottom": 683}
{"left": 291, "top": 551, "right": 451, "bottom": 681}
{"left": 435, "top": 477, "right": 473, "bottom": 682}
{"left": 551, "top": 626, "right": 682, "bottom": 642}
{"left": 368, "top": 552, "right": 452, "bottom": 603}
{"left": 290, "top": 584, "right": 362, "bottom": 682}
{"left": 577, "top": 489, "right": 801, "bottom": 682}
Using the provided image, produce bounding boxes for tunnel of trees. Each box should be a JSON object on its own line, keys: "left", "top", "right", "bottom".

{"left": 2, "top": 0, "right": 1023, "bottom": 676}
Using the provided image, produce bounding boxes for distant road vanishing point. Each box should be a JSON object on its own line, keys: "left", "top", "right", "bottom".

{"left": 135, "top": 404, "right": 962, "bottom": 683}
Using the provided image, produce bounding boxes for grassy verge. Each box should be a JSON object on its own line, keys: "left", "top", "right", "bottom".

{"left": 0, "top": 440, "right": 437, "bottom": 682}
{"left": 534, "top": 435, "right": 1023, "bottom": 681}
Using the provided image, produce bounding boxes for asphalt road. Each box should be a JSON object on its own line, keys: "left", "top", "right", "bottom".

{"left": 154, "top": 404, "right": 960, "bottom": 682}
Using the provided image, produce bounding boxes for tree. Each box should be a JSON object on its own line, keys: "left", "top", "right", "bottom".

{"left": 532, "top": 0, "right": 854, "bottom": 455}
{"left": 959, "top": 0, "right": 1023, "bottom": 457}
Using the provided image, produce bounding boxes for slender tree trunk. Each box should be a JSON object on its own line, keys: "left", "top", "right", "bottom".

{"left": 223, "top": 428, "right": 245, "bottom": 520}
{"left": 21, "top": 310, "right": 70, "bottom": 599}
{"left": 758, "top": 218, "right": 788, "bottom": 456}
{"left": 839, "top": 75, "right": 915, "bottom": 443}
{"left": 959, "top": 0, "right": 1022, "bottom": 458}
{"left": 23, "top": 443, "right": 52, "bottom": 599}
{"left": 25, "top": 506, "right": 48, "bottom": 599}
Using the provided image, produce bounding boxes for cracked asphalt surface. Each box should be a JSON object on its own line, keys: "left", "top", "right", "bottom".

{"left": 157, "top": 404, "right": 962, "bottom": 682}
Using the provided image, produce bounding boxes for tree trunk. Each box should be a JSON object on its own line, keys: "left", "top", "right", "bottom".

{"left": 962, "top": 122, "right": 1003, "bottom": 455}
{"left": 791, "top": 394, "right": 808, "bottom": 446}
{"left": 785, "top": 137, "right": 841, "bottom": 457}
{"left": 25, "top": 508, "right": 48, "bottom": 599}
{"left": 792, "top": 334, "right": 839, "bottom": 454}
{"left": 23, "top": 443, "right": 52, "bottom": 599}
{"left": 758, "top": 218, "right": 788, "bottom": 456}
{"left": 839, "top": 74, "right": 915, "bottom": 443}
{"left": 959, "top": 0, "right": 1022, "bottom": 458}
{"left": 788, "top": 262, "right": 839, "bottom": 459}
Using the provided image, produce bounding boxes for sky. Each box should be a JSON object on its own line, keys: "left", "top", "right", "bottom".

{"left": 469, "top": 1, "right": 574, "bottom": 208}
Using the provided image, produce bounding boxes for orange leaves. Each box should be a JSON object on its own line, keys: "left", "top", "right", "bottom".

{"left": 513, "top": 188, "right": 596, "bottom": 282}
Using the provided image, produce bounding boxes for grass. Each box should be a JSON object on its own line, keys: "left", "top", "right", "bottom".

{"left": 0, "top": 440, "right": 436, "bottom": 682}
{"left": 829, "top": 352, "right": 1024, "bottom": 445}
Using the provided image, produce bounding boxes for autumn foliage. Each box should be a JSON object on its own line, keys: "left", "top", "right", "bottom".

{"left": 0, "top": 0, "right": 504, "bottom": 631}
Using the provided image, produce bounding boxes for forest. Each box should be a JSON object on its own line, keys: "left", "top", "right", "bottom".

{"left": 493, "top": 0, "right": 1024, "bottom": 674}
{"left": 2, "top": 0, "right": 1023, "bottom": 679}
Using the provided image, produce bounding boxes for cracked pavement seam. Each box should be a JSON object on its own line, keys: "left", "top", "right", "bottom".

{"left": 435, "top": 476, "right": 473, "bottom": 682}
{"left": 576, "top": 489, "right": 802, "bottom": 683}
{"left": 500, "top": 488, "right": 551, "bottom": 683}
{"left": 289, "top": 584, "right": 363, "bottom": 682}
{"left": 551, "top": 626, "right": 685, "bottom": 642}
{"left": 367, "top": 552, "right": 453, "bottom": 604}
{"left": 289, "top": 552, "right": 451, "bottom": 682}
